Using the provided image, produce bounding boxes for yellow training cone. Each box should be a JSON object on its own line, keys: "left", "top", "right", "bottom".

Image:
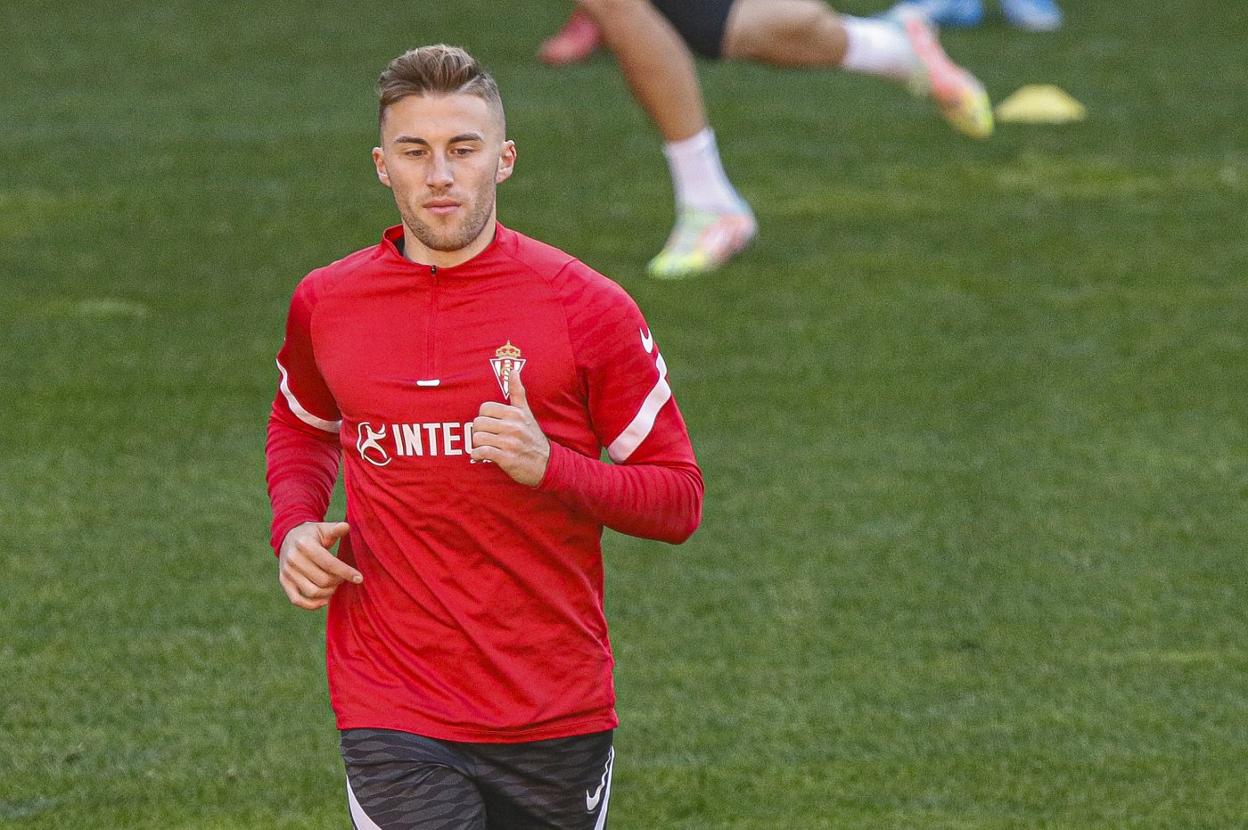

{"left": 995, "top": 85, "right": 1087, "bottom": 124}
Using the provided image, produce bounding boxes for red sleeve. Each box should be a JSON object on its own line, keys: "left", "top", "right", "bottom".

{"left": 265, "top": 277, "right": 343, "bottom": 553}
{"left": 537, "top": 264, "right": 703, "bottom": 543}
{"left": 539, "top": 442, "right": 702, "bottom": 543}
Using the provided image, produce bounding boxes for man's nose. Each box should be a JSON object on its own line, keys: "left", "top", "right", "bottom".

{"left": 427, "top": 154, "right": 454, "bottom": 189}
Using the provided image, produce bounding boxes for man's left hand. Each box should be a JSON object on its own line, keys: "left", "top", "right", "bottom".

{"left": 471, "top": 369, "right": 550, "bottom": 486}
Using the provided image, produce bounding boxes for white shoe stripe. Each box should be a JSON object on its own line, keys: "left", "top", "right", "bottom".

{"left": 346, "top": 777, "right": 385, "bottom": 830}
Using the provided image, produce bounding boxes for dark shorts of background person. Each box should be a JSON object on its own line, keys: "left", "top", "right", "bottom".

{"left": 341, "top": 728, "right": 615, "bottom": 830}
{"left": 651, "top": 0, "right": 737, "bottom": 58}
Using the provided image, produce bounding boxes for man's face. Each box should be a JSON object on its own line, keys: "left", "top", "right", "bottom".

{"left": 373, "top": 93, "right": 515, "bottom": 259}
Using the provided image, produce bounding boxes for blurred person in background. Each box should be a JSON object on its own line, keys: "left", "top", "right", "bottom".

{"left": 540, "top": 0, "right": 993, "bottom": 279}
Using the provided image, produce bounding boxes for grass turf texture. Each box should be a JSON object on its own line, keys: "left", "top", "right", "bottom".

{"left": 2, "top": 1, "right": 1247, "bottom": 826}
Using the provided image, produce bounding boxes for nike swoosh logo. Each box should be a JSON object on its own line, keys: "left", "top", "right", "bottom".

{"left": 640, "top": 328, "right": 654, "bottom": 354}
{"left": 585, "top": 746, "right": 614, "bottom": 812}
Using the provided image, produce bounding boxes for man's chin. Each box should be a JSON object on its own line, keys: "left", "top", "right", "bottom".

{"left": 422, "top": 233, "right": 479, "bottom": 253}
{"left": 413, "top": 223, "right": 492, "bottom": 253}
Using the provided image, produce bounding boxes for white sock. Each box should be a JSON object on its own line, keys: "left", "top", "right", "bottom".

{"left": 663, "top": 128, "right": 747, "bottom": 215}
{"left": 840, "top": 16, "right": 917, "bottom": 82}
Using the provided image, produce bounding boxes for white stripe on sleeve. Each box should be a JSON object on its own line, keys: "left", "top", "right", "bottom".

{"left": 607, "top": 352, "right": 671, "bottom": 463}
{"left": 276, "top": 358, "right": 342, "bottom": 434}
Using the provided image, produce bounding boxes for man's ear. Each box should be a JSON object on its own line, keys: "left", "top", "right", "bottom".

{"left": 495, "top": 140, "right": 517, "bottom": 184}
{"left": 372, "top": 147, "right": 391, "bottom": 188}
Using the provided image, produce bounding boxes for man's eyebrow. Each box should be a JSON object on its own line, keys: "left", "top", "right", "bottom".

{"left": 391, "top": 133, "right": 485, "bottom": 145}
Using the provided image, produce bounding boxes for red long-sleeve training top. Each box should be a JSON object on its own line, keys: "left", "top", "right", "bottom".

{"left": 265, "top": 223, "right": 703, "bottom": 742}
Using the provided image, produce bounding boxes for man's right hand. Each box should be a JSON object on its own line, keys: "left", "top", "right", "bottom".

{"left": 278, "top": 521, "right": 363, "bottom": 610}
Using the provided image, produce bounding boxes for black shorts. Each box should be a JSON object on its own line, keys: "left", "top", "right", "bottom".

{"left": 652, "top": 0, "right": 737, "bottom": 59}
{"left": 341, "top": 728, "right": 615, "bottom": 830}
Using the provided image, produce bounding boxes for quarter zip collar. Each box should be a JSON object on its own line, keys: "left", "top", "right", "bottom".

{"left": 379, "top": 223, "right": 511, "bottom": 276}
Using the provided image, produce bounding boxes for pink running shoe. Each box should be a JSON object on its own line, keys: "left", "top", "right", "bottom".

{"left": 895, "top": 8, "right": 994, "bottom": 139}
{"left": 647, "top": 207, "right": 758, "bottom": 279}
{"left": 538, "top": 9, "right": 603, "bottom": 66}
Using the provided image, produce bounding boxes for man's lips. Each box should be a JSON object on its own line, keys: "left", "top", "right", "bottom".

{"left": 424, "top": 199, "right": 461, "bottom": 216}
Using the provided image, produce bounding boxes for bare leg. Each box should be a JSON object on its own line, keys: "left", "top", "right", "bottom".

{"left": 720, "top": 0, "right": 992, "bottom": 138}
{"left": 577, "top": 0, "right": 706, "bottom": 142}
{"left": 722, "top": 0, "right": 850, "bottom": 67}
{"left": 575, "top": 0, "right": 758, "bottom": 277}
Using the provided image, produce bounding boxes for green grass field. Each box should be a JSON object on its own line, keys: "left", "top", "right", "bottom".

{"left": 3, "top": 1, "right": 1247, "bottom": 827}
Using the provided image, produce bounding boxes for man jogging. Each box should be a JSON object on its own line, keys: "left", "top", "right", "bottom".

{"left": 265, "top": 44, "right": 703, "bottom": 829}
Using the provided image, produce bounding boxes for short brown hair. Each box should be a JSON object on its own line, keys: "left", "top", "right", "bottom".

{"left": 377, "top": 44, "right": 504, "bottom": 129}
